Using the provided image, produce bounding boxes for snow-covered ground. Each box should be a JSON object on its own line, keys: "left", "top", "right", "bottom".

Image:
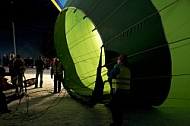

{"left": 1, "top": 68, "right": 190, "bottom": 126}
{"left": 1, "top": 68, "right": 112, "bottom": 126}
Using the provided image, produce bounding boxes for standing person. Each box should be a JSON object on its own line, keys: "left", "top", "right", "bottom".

{"left": 9, "top": 54, "right": 16, "bottom": 84}
{"left": 9, "top": 54, "right": 16, "bottom": 71}
{"left": 35, "top": 56, "right": 46, "bottom": 88}
{"left": 107, "top": 55, "right": 131, "bottom": 126}
{"left": 51, "top": 58, "right": 64, "bottom": 93}
{"left": 12, "top": 55, "right": 26, "bottom": 94}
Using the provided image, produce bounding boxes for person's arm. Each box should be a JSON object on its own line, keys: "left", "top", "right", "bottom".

{"left": 107, "top": 64, "right": 120, "bottom": 78}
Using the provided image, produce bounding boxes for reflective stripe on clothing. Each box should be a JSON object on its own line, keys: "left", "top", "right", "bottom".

{"left": 111, "top": 64, "right": 131, "bottom": 90}
{"left": 52, "top": 61, "right": 63, "bottom": 75}
{"left": 112, "top": 78, "right": 130, "bottom": 89}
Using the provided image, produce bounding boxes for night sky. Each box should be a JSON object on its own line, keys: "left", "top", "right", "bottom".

{"left": 0, "top": 0, "right": 59, "bottom": 59}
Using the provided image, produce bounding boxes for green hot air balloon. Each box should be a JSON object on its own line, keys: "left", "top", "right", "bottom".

{"left": 53, "top": 0, "right": 190, "bottom": 107}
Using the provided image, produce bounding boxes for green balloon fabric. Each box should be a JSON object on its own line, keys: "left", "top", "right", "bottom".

{"left": 152, "top": 0, "right": 190, "bottom": 107}
{"left": 54, "top": 8, "right": 109, "bottom": 103}
{"left": 53, "top": 0, "right": 190, "bottom": 106}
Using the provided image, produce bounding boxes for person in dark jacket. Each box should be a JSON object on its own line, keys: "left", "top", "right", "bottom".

{"left": 35, "top": 56, "right": 46, "bottom": 88}
{"left": 12, "top": 55, "right": 26, "bottom": 94}
{"left": 51, "top": 58, "right": 64, "bottom": 93}
{"left": 107, "top": 55, "right": 131, "bottom": 126}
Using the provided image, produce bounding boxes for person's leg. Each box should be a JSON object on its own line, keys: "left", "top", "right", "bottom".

{"left": 57, "top": 75, "right": 62, "bottom": 93}
{"left": 110, "top": 95, "right": 123, "bottom": 126}
{"left": 11, "top": 74, "right": 17, "bottom": 88}
{"left": 54, "top": 75, "right": 58, "bottom": 93}
{"left": 13, "top": 75, "right": 19, "bottom": 94}
{"left": 18, "top": 74, "right": 23, "bottom": 85}
{"left": 16, "top": 74, "right": 24, "bottom": 94}
{"left": 11, "top": 74, "right": 15, "bottom": 86}
{"left": 39, "top": 71, "right": 43, "bottom": 88}
{"left": 35, "top": 71, "right": 39, "bottom": 88}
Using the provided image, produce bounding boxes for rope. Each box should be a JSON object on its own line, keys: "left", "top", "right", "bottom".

{"left": 2, "top": 88, "right": 67, "bottom": 121}
{"left": 20, "top": 88, "right": 67, "bottom": 121}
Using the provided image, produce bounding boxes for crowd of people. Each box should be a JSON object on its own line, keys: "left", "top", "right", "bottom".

{"left": 0, "top": 54, "right": 27, "bottom": 114}
{"left": 1, "top": 54, "right": 51, "bottom": 69}
{"left": 0, "top": 54, "right": 65, "bottom": 114}
{"left": 1, "top": 53, "right": 131, "bottom": 126}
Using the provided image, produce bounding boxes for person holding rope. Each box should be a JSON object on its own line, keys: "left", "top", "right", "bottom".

{"left": 107, "top": 55, "right": 131, "bottom": 126}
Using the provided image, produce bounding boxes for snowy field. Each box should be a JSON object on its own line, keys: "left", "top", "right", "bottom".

{"left": 1, "top": 68, "right": 190, "bottom": 126}
{"left": 0, "top": 68, "right": 112, "bottom": 126}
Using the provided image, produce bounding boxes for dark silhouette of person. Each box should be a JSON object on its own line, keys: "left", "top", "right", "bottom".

{"left": 9, "top": 54, "right": 16, "bottom": 85}
{"left": 107, "top": 55, "right": 131, "bottom": 126}
{"left": 51, "top": 58, "right": 64, "bottom": 93}
{"left": 35, "top": 56, "right": 46, "bottom": 88}
{"left": 12, "top": 55, "right": 26, "bottom": 94}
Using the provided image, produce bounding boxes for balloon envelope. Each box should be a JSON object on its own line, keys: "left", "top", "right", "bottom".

{"left": 53, "top": 0, "right": 190, "bottom": 106}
